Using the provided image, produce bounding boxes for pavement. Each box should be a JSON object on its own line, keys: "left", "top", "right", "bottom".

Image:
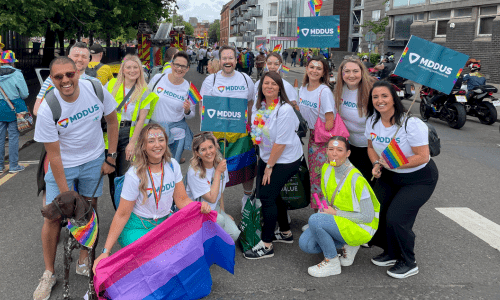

{"left": 1, "top": 67, "right": 500, "bottom": 299}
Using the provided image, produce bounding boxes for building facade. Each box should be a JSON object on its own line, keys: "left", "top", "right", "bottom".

{"left": 221, "top": 2, "right": 232, "bottom": 46}
{"left": 194, "top": 23, "right": 210, "bottom": 38}
{"left": 189, "top": 17, "right": 198, "bottom": 28}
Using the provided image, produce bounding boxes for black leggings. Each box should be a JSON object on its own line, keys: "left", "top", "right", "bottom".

{"left": 349, "top": 145, "right": 373, "bottom": 186}
{"left": 107, "top": 126, "right": 132, "bottom": 209}
{"left": 369, "top": 160, "right": 439, "bottom": 265}
{"left": 257, "top": 157, "right": 302, "bottom": 243}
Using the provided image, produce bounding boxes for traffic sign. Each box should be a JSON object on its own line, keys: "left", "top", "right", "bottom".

{"left": 365, "top": 31, "right": 377, "bottom": 43}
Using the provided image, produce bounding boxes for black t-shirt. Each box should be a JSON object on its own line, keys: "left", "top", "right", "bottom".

{"left": 291, "top": 52, "right": 297, "bottom": 58}
{"left": 380, "top": 62, "right": 396, "bottom": 78}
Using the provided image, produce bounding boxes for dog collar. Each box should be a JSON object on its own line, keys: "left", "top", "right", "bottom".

{"left": 67, "top": 209, "right": 98, "bottom": 248}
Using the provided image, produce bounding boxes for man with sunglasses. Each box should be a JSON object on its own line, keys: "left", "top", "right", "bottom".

{"left": 200, "top": 45, "right": 256, "bottom": 212}
{"left": 33, "top": 57, "right": 118, "bottom": 300}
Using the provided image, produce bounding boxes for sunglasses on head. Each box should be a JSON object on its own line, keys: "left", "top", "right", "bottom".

{"left": 52, "top": 72, "right": 76, "bottom": 81}
{"left": 193, "top": 131, "right": 214, "bottom": 138}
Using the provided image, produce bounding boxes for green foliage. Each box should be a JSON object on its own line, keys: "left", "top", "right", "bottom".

{"left": 183, "top": 22, "right": 194, "bottom": 36}
{"left": 357, "top": 52, "right": 381, "bottom": 65}
{"left": 208, "top": 20, "right": 220, "bottom": 42}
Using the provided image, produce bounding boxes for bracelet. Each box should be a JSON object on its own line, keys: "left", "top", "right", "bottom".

{"left": 104, "top": 160, "right": 116, "bottom": 169}
{"left": 372, "top": 160, "right": 380, "bottom": 167}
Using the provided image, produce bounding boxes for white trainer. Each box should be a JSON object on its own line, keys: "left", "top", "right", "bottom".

{"left": 33, "top": 270, "right": 56, "bottom": 300}
{"left": 308, "top": 255, "right": 341, "bottom": 277}
{"left": 301, "top": 224, "right": 309, "bottom": 232}
{"left": 339, "top": 244, "right": 360, "bottom": 267}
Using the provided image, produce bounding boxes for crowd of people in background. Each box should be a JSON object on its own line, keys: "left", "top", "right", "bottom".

{"left": 0, "top": 41, "right": 439, "bottom": 299}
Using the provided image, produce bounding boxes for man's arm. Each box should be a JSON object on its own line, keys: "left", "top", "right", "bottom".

{"left": 44, "top": 141, "right": 69, "bottom": 193}
{"left": 103, "top": 111, "right": 118, "bottom": 174}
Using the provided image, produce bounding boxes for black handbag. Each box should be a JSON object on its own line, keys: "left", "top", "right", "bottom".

{"left": 280, "top": 157, "right": 311, "bottom": 210}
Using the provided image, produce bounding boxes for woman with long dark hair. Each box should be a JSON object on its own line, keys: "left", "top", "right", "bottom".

{"left": 366, "top": 81, "right": 438, "bottom": 279}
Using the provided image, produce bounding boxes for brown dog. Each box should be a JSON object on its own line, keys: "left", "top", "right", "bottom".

{"left": 41, "top": 191, "right": 98, "bottom": 300}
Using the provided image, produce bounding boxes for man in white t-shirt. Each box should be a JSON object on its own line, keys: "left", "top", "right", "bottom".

{"left": 33, "top": 57, "right": 118, "bottom": 300}
{"left": 211, "top": 46, "right": 220, "bottom": 61}
{"left": 200, "top": 45, "right": 256, "bottom": 210}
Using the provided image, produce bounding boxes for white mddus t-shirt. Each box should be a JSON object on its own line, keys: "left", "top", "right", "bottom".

{"left": 148, "top": 74, "right": 195, "bottom": 140}
{"left": 338, "top": 87, "right": 368, "bottom": 147}
{"left": 365, "top": 116, "right": 429, "bottom": 174}
{"left": 254, "top": 78, "right": 297, "bottom": 103}
{"left": 121, "top": 159, "right": 183, "bottom": 219}
{"left": 298, "top": 84, "right": 335, "bottom": 129}
{"left": 200, "top": 71, "right": 255, "bottom": 101}
{"left": 185, "top": 167, "right": 229, "bottom": 210}
{"left": 34, "top": 80, "right": 117, "bottom": 168}
{"left": 251, "top": 102, "right": 303, "bottom": 164}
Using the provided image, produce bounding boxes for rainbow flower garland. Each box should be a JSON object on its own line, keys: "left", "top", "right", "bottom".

{"left": 251, "top": 98, "right": 279, "bottom": 145}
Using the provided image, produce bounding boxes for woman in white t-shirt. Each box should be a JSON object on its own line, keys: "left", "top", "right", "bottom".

{"left": 94, "top": 124, "right": 211, "bottom": 270}
{"left": 185, "top": 132, "right": 241, "bottom": 242}
{"left": 298, "top": 56, "right": 335, "bottom": 211}
{"left": 365, "top": 81, "right": 438, "bottom": 279}
{"left": 254, "top": 52, "right": 298, "bottom": 108}
{"left": 244, "top": 71, "right": 303, "bottom": 260}
{"left": 149, "top": 51, "right": 195, "bottom": 164}
{"left": 333, "top": 57, "right": 375, "bottom": 182}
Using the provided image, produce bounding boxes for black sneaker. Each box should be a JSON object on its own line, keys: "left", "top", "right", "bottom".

{"left": 243, "top": 241, "right": 274, "bottom": 260}
{"left": 371, "top": 252, "right": 397, "bottom": 267}
{"left": 273, "top": 231, "right": 293, "bottom": 244}
{"left": 387, "top": 260, "right": 419, "bottom": 279}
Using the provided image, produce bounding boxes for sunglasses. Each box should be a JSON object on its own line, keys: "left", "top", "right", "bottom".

{"left": 52, "top": 72, "right": 76, "bottom": 81}
{"left": 193, "top": 131, "right": 214, "bottom": 138}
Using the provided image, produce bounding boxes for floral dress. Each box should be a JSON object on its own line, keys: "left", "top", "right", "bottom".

{"left": 307, "top": 129, "right": 328, "bottom": 209}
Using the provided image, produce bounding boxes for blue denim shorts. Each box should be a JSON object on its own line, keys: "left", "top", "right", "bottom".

{"left": 45, "top": 152, "right": 105, "bottom": 204}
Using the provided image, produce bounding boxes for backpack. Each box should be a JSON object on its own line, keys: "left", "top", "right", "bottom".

{"left": 84, "top": 63, "right": 104, "bottom": 78}
{"left": 405, "top": 117, "right": 441, "bottom": 157}
{"left": 44, "top": 79, "right": 105, "bottom": 131}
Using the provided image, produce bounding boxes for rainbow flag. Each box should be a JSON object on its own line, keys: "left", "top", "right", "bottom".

{"left": 94, "top": 202, "right": 235, "bottom": 300}
{"left": 281, "top": 66, "right": 290, "bottom": 74}
{"left": 67, "top": 209, "right": 98, "bottom": 248}
{"left": 381, "top": 139, "right": 409, "bottom": 169}
{"left": 239, "top": 53, "right": 250, "bottom": 68}
{"left": 188, "top": 82, "right": 202, "bottom": 105}
{"left": 273, "top": 44, "right": 282, "bottom": 53}
{"left": 256, "top": 43, "right": 263, "bottom": 50}
{"left": 297, "top": 26, "right": 300, "bottom": 38}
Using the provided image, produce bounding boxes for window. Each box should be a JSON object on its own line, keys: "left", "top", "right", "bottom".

{"left": 478, "top": 6, "right": 497, "bottom": 36}
{"left": 414, "top": 13, "right": 424, "bottom": 21}
{"left": 454, "top": 8, "right": 472, "bottom": 18}
{"left": 372, "top": 10, "right": 381, "bottom": 21}
{"left": 385, "top": 1, "right": 390, "bottom": 11}
{"left": 429, "top": 10, "right": 451, "bottom": 20}
{"left": 268, "top": 21, "right": 277, "bottom": 34}
{"left": 269, "top": 3, "right": 278, "bottom": 16}
{"left": 430, "top": 0, "right": 450, "bottom": 3}
{"left": 436, "top": 20, "right": 448, "bottom": 36}
{"left": 393, "top": 14, "right": 413, "bottom": 39}
{"left": 353, "top": 0, "right": 363, "bottom": 8}
{"left": 393, "top": 0, "right": 425, "bottom": 8}
{"left": 480, "top": 6, "right": 498, "bottom": 16}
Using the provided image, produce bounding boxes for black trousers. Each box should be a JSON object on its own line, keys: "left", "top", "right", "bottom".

{"left": 257, "top": 157, "right": 301, "bottom": 243}
{"left": 369, "top": 160, "right": 439, "bottom": 265}
{"left": 349, "top": 145, "right": 374, "bottom": 186}
{"left": 107, "top": 126, "right": 132, "bottom": 209}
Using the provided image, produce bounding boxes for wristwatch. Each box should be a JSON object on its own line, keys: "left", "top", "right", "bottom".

{"left": 372, "top": 160, "right": 380, "bottom": 167}
{"left": 107, "top": 152, "right": 117, "bottom": 160}
{"left": 102, "top": 248, "right": 110, "bottom": 254}
{"left": 266, "top": 164, "right": 273, "bottom": 169}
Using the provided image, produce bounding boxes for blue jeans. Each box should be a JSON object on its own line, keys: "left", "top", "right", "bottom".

{"left": 299, "top": 213, "right": 346, "bottom": 259}
{"left": 292, "top": 57, "right": 296, "bottom": 67}
{"left": 169, "top": 138, "right": 185, "bottom": 163}
{"left": 0, "top": 121, "right": 19, "bottom": 169}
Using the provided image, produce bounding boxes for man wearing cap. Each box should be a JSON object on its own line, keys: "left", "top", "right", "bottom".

{"left": 88, "top": 44, "right": 113, "bottom": 86}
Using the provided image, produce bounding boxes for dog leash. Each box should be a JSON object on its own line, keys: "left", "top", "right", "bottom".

{"left": 91, "top": 172, "right": 105, "bottom": 199}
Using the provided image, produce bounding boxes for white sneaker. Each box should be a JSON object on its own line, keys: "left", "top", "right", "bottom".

{"left": 33, "top": 270, "right": 56, "bottom": 300}
{"left": 339, "top": 244, "right": 360, "bottom": 267}
{"left": 301, "top": 224, "right": 309, "bottom": 232}
{"left": 308, "top": 255, "right": 341, "bottom": 277}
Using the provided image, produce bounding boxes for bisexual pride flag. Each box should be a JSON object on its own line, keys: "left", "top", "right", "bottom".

{"left": 381, "top": 139, "right": 409, "bottom": 169}
{"left": 94, "top": 202, "right": 235, "bottom": 300}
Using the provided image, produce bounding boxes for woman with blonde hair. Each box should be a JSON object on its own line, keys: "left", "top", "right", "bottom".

{"left": 94, "top": 124, "right": 211, "bottom": 270}
{"left": 185, "top": 132, "right": 240, "bottom": 242}
{"left": 207, "top": 59, "right": 221, "bottom": 74}
{"left": 105, "top": 54, "right": 159, "bottom": 206}
{"left": 333, "top": 57, "right": 375, "bottom": 181}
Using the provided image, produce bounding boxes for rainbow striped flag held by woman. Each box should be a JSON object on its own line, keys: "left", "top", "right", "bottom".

{"left": 188, "top": 82, "right": 202, "bottom": 105}
{"left": 381, "top": 139, "right": 409, "bottom": 169}
{"left": 94, "top": 202, "right": 235, "bottom": 300}
{"left": 273, "top": 44, "right": 282, "bottom": 53}
{"left": 281, "top": 66, "right": 290, "bottom": 74}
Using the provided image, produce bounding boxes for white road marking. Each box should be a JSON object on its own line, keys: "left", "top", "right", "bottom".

{"left": 436, "top": 207, "right": 500, "bottom": 251}
{"left": 0, "top": 163, "right": 29, "bottom": 186}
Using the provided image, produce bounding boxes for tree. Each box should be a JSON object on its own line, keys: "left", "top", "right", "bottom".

{"left": 172, "top": 14, "right": 184, "bottom": 26}
{"left": 183, "top": 22, "right": 194, "bottom": 36}
{"left": 361, "top": 0, "right": 389, "bottom": 41}
{"left": 208, "top": 20, "right": 220, "bottom": 43}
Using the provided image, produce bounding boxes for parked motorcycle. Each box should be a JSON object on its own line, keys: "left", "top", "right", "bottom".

{"left": 461, "top": 84, "right": 499, "bottom": 125}
{"left": 420, "top": 86, "right": 467, "bottom": 129}
{"left": 385, "top": 74, "right": 415, "bottom": 100}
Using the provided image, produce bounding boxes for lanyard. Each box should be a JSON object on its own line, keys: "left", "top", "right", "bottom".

{"left": 147, "top": 163, "right": 164, "bottom": 219}
{"left": 123, "top": 86, "right": 134, "bottom": 112}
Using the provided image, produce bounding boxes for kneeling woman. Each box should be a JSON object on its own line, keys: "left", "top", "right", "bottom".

{"left": 94, "top": 124, "right": 211, "bottom": 269}
{"left": 185, "top": 132, "right": 241, "bottom": 242}
{"left": 299, "top": 136, "right": 380, "bottom": 277}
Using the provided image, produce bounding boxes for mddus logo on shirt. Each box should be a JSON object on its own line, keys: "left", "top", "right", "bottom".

{"left": 342, "top": 98, "right": 358, "bottom": 109}
{"left": 156, "top": 87, "right": 164, "bottom": 94}
{"left": 206, "top": 109, "right": 241, "bottom": 119}
{"left": 146, "top": 181, "right": 176, "bottom": 198}
{"left": 301, "top": 28, "right": 335, "bottom": 37}
{"left": 157, "top": 89, "right": 185, "bottom": 100}
{"left": 217, "top": 85, "right": 245, "bottom": 93}
{"left": 299, "top": 98, "right": 318, "bottom": 109}
{"left": 58, "top": 104, "right": 100, "bottom": 127}
{"left": 407, "top": 53, "right": 453, "bottom": 75}
{"left": 370, "top": 133, "right": 400, "bottom": 144}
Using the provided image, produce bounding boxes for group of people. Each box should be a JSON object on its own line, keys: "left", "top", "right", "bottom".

{"left": 29, "top": 42, "right": 439, "bottom": 300}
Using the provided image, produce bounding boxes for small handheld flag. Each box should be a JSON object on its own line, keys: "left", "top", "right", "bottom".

{"left": 188, "top": 82, "right": 202, "bottom": 105}
{"left": 256, "top": 43, "right": 263, "bottom": 50}
{"left": 381, "top": 139, "right": 409, "bottom": 169}
{"left": 273, "top": 44, "right": 282, "bottom": 53}
{"left": 281, "top": 66, "right": 290, "bottom": 74}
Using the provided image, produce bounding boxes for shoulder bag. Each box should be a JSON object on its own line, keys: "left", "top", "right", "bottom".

{"left": 0, "top": 85, "right": 33, "bottom": 133}
{"left": 314, "top": 87, "right": 349, "bottom": 143}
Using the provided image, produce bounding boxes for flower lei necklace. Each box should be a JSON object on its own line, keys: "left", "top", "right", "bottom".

{"left": 251, "top": 98, "right": 279, "bottom": 145}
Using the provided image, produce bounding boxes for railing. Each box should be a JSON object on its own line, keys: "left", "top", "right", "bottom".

{"left": 240, "top": 4, "right": 248, "bottom": 10}
{"left": 243, "top": 12, "right": 251, "bottom": 20}
{"left": 247, "top": 0, "right": 258, "bottom": 7}
{"left": 255, "top": 29, "right": 263, "bottom": 35}
{"left": 236, "top": 36, "right": 244, "bottom": 42}
{"left": 231, "top": 28, "right": 240, "bottom": 35}
{"left": 247, "top": 23, "right": 257, "bottom": 31}
{"left": 243, "top": 36, "right": 253, "bottom": 42}
{"left": 250, "top": 9, "right": 263, "bottom": 17}
{"left": 237, "top": 17, "right": 244, "bottom": 23}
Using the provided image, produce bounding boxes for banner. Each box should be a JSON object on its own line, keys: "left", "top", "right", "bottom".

{"left": 297, "top": 16, "right": 340, "bottom": 48}
{"left": 201, "top": 96, "right": 248, "bottom": 133}
{"left": 394, "top": 35, "right": 469, "bottom": 95}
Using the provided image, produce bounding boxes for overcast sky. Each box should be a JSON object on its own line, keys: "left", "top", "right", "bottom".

{"left": 177, "top": 0, "right": 226, "bottom": 23}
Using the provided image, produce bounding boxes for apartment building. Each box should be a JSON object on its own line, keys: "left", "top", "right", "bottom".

{"left": 221, "top": 3, "right": 232, "bottom": 46}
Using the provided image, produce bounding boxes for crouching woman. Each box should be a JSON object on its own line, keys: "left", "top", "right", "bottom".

{"left": 185, "top": 132, "right": 241, "bottom": 242}
{"left": 299, "top": 136, "right": 380, "bottom": 277}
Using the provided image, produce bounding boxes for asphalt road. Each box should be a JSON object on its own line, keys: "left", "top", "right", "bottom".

{"left": 1, "top": 66, "right": 500, "bottom": 299}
